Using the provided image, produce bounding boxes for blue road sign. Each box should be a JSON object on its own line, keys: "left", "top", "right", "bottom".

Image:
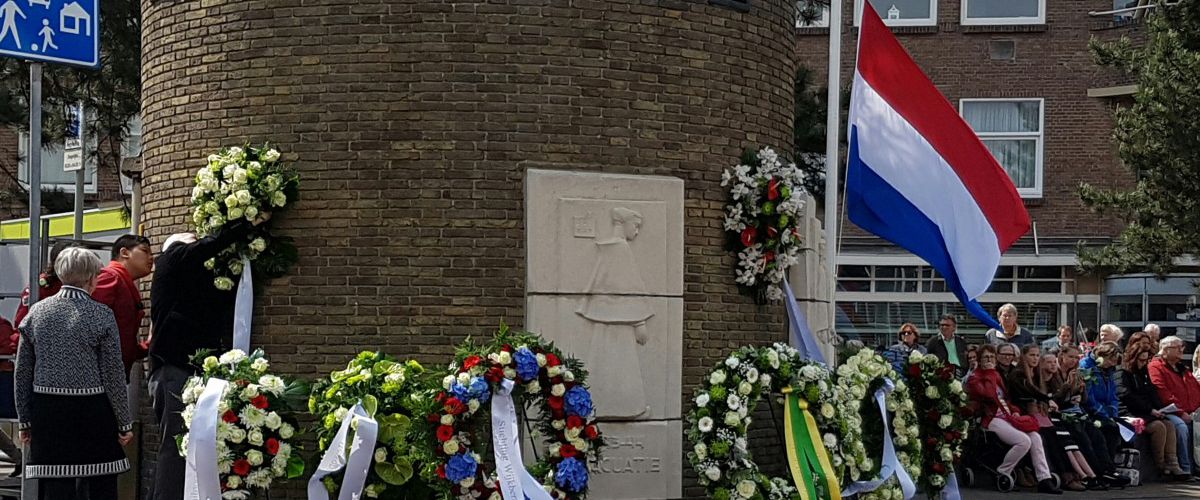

{"left": 0, "top": 0, "right": 98, "bottom": 68}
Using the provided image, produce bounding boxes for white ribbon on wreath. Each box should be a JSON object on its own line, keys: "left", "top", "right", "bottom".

{"left": 840, "top": 379, "right": 917, "bottom": 500}
{"left": 492, "top": 379, "right": 553, "bottom": 500}
{"left": 183, "top": 378, "right": 229, "bottom": 500}
{"left": 307, "top": 402, "right": 379, "bottom": 500}
{"left": 233, "top": 256, "right": 253, "bottom": 352}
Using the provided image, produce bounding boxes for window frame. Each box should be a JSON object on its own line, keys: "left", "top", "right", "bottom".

{"left": 17, "top": 132, "right": 99, "bottom": 194}
{"left": 959, "top": 97, "right": 1045, "bottom": 199}
{"left": 796, "top": 0, "right": 830, "bottom": 28}
{"left": 854, "top": 0, "right": 938, "bottom": 27}
{"left": 961, "top": 0, "right": 1046, "bottom": 26}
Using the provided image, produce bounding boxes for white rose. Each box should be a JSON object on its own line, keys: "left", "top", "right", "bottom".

{"left": 737, "top": 381, "right": 753, "bottom": 396}
{"left": 725, "top": 356, "right": 740, "bottom": 369}
{"left": 467, "top": 399, "right": 480, "bottom": 413}
{"left": 375, "top": 447, "right": 388, "bottom": 463}
{"left": 227, "top": 475, "right": 241, "bottom": 489}
{"left": 459, "top": 477, "right": 475, "bottom": 488}
{"left": 497, "top": 351, "right": 512, "bottom": 365}
{"left": 908, "top": 351, "right": 925, "bottom": 363}
{"left": 710, "top": 370, "right": 727, "bottom": 385}
{"left": 694, "top": 442, "right": 707, "bottom": 459}
{"left": 279, "top": 423, "right": 294, "bottom": 439}
{"left": 264, "top": 412, "right": 282, "bottom": 430}
{"left": 228, "top": 428, "right": 245, "bottom": 444}
{"left": 536, "top": 353, "right": 547, "bottom": 367}
{"left": 940, "top": 447, "right": 953, "bottom": 462}
{"left": 949, "top": 380, "right": 963, "bottom": 394}
{"left": 440, "top": 414, "right": 454, "bottom": 425}
{"left": 443, "top": 439, "right": 460, "bottom": 454}
{"left": 503, "top": 368, "right": 517, "bottom": 380}
{"left": 551, "top": 384, "right": 566, "bottom": 397}
{"left": 938, "top": 415, "right": 953, "bottom": 429}
{"left": 549, "top": 443, "right": 562, "bottom": 457}
{"left": 263, "top": 149, "right": 280, "bottom": 162}
{"left": 248, "top": 429, "right": 264, "bottom": 446}
{"left": 246, "top": 450, "right": 263, "bottom": 466}
{"left": 697, "top": 416, "right": 714, "bottom": 433}
{"left": 241, "top": 385, "right": 259, "bottom": 400}
{"left": 925, "top": 386, "right": 939, "bottom": 399}
{"left": 552, "top": 419, "right": 566, "bottom": 430}
{"left": 823, "top": 432, "right": 837, "bottom": 449}
{"left": 271, "top": 191, "right": 287, "bottom": 207}
{"left": 562, "top": 370, "right": 575, "bottom": 382}
{"left": 526, "top": 380, "right": 541, "bottom": 393}
{"left": 251, "top": 358, "right": 269, "bottom": 373}
{"left": 736, "top": 479, "right": 756, "bottom": 498}
{"left": 820, "top": 403, "right": 835, "bottom": 419}
{"left": 725, "top": 411, "right": 741, "bottom": 427}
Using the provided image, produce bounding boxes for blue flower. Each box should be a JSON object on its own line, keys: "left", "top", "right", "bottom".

{"left": 445, "top": 453, "right": 478, "bottom": 483}
{"left": 468, "top": 376, "right": 491, "bottom": 403}
{"left": 450, "top": 380, "right": 471, "bottom": 401}
{"left": 564, "top": 386, "right": 593, "bottom": 417}
{"left": 514, "top": 347, "right": 540, "bottom": 382}
{"left": 555, "top": 457, "right": 589, "bottom": 492}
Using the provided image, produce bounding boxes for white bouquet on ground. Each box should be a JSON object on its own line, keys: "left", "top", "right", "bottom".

{"left": 190, "top": 144, "right": 299, "bottom": 290}
{"left": 178, "top": 349, "right": 307, "bottom": 499}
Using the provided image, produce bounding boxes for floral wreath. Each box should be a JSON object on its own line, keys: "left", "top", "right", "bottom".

{"left": 831, "top": 348, "right": 923, "bottom": 500}
{"left": 721, "top": 146, "right": 811, "bottom": 302}
{"left": 427, "top": 326, "right": 605, "bottom": 500}
{"left": 905, "top": 351, "right": 969, "bottom": 497}
{"left": 178, "top": 349, "right": 305, "bottom": 499}
{"left": 685, "top": 343, "right": 834, "bottom": 500}
{"left": 190, "top": 143, "right": 300, "bottom": 290}
{"left": 308, "top": 351, "right": 435, "bottom": 498}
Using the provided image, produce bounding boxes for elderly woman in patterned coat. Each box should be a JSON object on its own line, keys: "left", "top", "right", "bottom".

{"left": 15, "top": 247, "right": 133, "bottom": 499}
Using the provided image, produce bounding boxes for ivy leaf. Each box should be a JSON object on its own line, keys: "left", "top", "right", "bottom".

{"left": 374, "top": 458, "right": 414, "bottom": 486}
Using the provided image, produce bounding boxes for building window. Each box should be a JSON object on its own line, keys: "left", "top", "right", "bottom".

{"left": 855, "top": 0, "right": 937, "bottom": 27}
{"left": 18, "top": 134, "right": 98, "bottom": 194}
{"left": 962, "top": 0, "right": 1045, "bottom": 25}
{"left": 960, "top": 98, "right": 1044, "bottom": 198}
{"left": 797, "top": 0, "right": 830, "bottom": 27}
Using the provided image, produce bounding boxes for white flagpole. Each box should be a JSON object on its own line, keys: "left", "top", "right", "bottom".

{"left": 823, "top": 0, "right": 843, "bottom": 311}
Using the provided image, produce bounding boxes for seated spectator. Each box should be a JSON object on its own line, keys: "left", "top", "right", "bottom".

{"left": 1083, "top": 342, "right": 1125, "bottom": 461}
{"left": 926, "top": 314, "right": 968, "bottom": 377}
{"left": 986, "top": 303, "right": 1034, "bottom": 346}
{"left": 1148, "top": 336, "right": 1200, "bottom": 476}
{"left": 1118, "top": 341, "right": 1189, "bottom": 481}
{"left": 968, "top": 345, "right": 1062, "bottom": 494}
{"left": 1042, "top": 325, "right": 1076, "bottom": 353}
{"left": 1053, "top": 344, "right": 1127, "bottom": 488}
{"left": 1127, "top": 331, "right": 1152, "bottom": 352}
{"left": 883, "top": 323, "right": 927, "bottom": 375}
{"left": 1144, "top": 323, "right": 1162, "bottom": 351}
{"left": 1098, "top": 324, "right": 1124, "bottom": 347}
{"left": 997, "top": 343, "right": 1019, "bottom": 379}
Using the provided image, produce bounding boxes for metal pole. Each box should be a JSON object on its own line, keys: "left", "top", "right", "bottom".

{"left": 74, "top": 105, "right": 85, "bottom": 239}
{"left": 131, "top": 177, "right": 142, "bottom": 233}
{"left": 22, "top": 62, "right": 42, "bottom": 500}
{"left": 823, "top": 0, "right": 843, "bottom": 340}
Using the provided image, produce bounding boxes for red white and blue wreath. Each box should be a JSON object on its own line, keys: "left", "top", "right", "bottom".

{"left": 428, "top": 326, "right": 605, "bottom": 500}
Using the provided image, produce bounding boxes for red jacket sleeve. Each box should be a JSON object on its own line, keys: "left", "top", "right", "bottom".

{"left": 1148, "top": 359, "right": 1181, "bottom": 409}
{"left": 91, "top": 270, "right": 121, "bottom": 311}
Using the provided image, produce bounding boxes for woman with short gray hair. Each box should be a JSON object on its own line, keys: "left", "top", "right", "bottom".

{"left": 1149, "top": 335, "right": 1200, "bottom": 476}
{"left": 15, "top": 247, "right": 133, "bottom": 499}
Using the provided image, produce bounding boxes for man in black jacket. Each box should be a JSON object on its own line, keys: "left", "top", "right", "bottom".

{"left": 926, "top": 313, "right": 969, "bottom": 376}
{"left": 147, "top": 219, "right": 261, "bottom": 500}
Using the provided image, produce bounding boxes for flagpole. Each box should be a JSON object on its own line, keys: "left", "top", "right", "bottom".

{"left": 823, "top": 0, "right": 843, "bottom": 324}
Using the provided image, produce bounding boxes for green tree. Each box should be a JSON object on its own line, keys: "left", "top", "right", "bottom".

{"left": 1079, "top": 3, "right": 1200, "bottom": 274}
{"left": 0, "top": 0, "right": 140, "bottom": 208}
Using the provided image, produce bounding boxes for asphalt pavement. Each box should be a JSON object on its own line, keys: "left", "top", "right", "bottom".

{"left": 963, "top": 481, "right": 1200, "bottom": 499}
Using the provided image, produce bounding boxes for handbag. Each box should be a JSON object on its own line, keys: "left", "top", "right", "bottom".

{"left": 996, "top": 387, "right": 1041, "bottom": 433}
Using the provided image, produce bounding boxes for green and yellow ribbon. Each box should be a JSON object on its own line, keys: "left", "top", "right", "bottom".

{"left": 783, "top": 386, "right": 842, "bottom": 500}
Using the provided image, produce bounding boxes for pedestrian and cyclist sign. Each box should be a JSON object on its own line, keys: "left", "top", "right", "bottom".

{"left": 0, "top": 0, "right": 98, "bottom": 68}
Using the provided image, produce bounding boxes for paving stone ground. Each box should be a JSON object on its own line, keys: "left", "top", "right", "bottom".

{"left": 964, "top": 481, "right": 1200, "bottom": 499}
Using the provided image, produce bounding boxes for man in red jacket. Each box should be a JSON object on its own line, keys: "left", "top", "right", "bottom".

{"left": 91, "top": 234, "right": 155, "bottom": 376}
{"left": 1148, "top": 335, "right": 1200, "bottom": 475}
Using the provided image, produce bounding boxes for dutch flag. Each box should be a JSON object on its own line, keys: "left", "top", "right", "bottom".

{"left": 846, "top": 2, "right": 1031, "bottom": 329}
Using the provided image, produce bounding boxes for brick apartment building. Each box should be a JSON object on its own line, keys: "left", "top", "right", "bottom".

{"left": 795, "top": 0, "right": 1199, "bottom": 346}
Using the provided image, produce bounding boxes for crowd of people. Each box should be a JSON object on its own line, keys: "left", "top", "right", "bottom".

{"left": 2, "top": 218, "right": 263, "bottom": 500}
{"left": 880, "top": 304, "right": 1200, "bottom": 494}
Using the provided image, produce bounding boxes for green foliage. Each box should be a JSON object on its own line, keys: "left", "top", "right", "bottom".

{"left": 1079, "top": 3, "right": 1200, "bottom": 274}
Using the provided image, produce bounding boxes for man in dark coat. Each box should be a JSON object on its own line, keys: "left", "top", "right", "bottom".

{"left": 926, "top": 313, "right": 969, "bottom": 376}
{"left": 147, "top": 219, "right": 261, "bottom": 500}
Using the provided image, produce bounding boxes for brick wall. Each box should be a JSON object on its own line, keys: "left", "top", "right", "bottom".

{"left": 140, "top": 0, "right": 800, "bottom": 497}
{"left": 796, "top": 0, "right": 1136, "bottom": 243}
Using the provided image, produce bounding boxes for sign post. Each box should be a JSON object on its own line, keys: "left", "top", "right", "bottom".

{"left": 0, "top": 1, "right": 99, "bottom": 498}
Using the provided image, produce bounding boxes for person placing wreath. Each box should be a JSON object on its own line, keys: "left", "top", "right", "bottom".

{"left": 14, "top": 247, "right": 134, "bottom": 499}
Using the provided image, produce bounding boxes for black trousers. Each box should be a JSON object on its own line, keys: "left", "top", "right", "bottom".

{"left": 148, "top": 364, "right": 191, "bottom": 500}
{"left": 39, "top": 474, "right": 116, "bottom": 500}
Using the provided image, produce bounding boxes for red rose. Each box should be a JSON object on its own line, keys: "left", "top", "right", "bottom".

{"left": 907, "top": 364, "right": 922, "bottom": 378}
{"left": 584, "top": 425, "right": 599, "bottom": 440}
{"left": 463, "top": 355, "right": 483, "bottom": 371}
{"left": 740, "top": 227, "right": 758, "bottom": 247}
{"left": 437, "top": 425, "right": 455, "bottom": 442}
{"left": 567, "top": 416, "right": 584, "bottom": 429}
{"left": 486, "top": 366, "right": 505, "bottom": 383}
{"left": 251, "top": 395, "right": 269, "bottom": 409}
{"left": 265, "top": 438, "right": 280, "bottom": 455}
{"left": 945, "top": 430, "right": 961, "bottom": 442}
{"left": 926, "top": 437, "right": 938, "bottom": 447}
{"left": 925, "top": 409, "right": 940, "bottom": 423}
{"left": 939, "top": 366, "right": 955, "bottom": 381}
{"left": 437, "top": 464, "right": 447, "bottom": 479}
{"left": 445, "top": 397, "right": 467, "bottom": 415}
{"left": 931, "top": 462, "right": 947, "bottom": 475}
{"left": 502, "top": 344, "right": 513, "bottom": 353}
{"left": 232, "top": 459, "right": 251, "bottom": 476}
{"left": 222, "top": 410, "right": 239, "bottom": 424}
{"left": 427, "top": 413, "right": 442, "bottom": 423}
{"left": 548, "top": 396, "right": 564, "bottom": 411}
{"left": 764, "top": 250, "right": 776, "bottom": 263}
{"left": 545, "top": 353, "right": 561, "bottom": 367}
{"left": 551, "top": 408, "right": 565, "bottom": 419}
{"left": 767, "top": 178, "right": 780, "bottom": 201}
{"left": 559, "top": 443, "right": 578, "bottom": 458}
